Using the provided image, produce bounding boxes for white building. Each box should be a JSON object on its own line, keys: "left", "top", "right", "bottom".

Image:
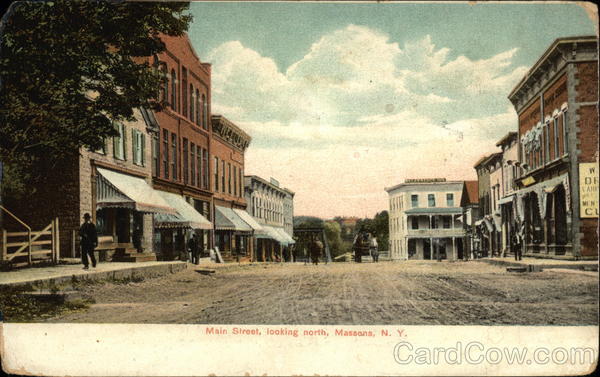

{"left": 386, "top": 179, "right": 466, "bottom": 261}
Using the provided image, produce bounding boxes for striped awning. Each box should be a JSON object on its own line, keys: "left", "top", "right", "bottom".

{"left": 215, "top": 206, "right": 252, "bottom": 232}
{"left": 154, "top": 191, "right": 212, "bottom": 230}
{"left": 96, "top": 167, "right": 175, "bottom": 214}
{"left": 233, "top": 209, "right": 263, "bottom": 232}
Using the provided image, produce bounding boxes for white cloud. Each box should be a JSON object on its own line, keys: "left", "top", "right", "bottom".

{"left": 206, "top": 25, "right": 527, "bottom": 218}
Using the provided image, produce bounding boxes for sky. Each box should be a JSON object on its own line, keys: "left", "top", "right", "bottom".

{"left": 187, "top": 1, "right": 597, "bottom": 219}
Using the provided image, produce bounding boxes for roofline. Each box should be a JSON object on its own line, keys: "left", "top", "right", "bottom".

{"left": 211, "top": 114, "right": 252, "bottom": 142}
{"left": 508, "top": 35, "right": 598, "bottom": 100}
{"left": 474, "top": 152, "right": 502, "bottom": 169}
{"left": 244, "top": 175, "right": 293, "bottom": 194}
{"left": 384, "top": 180, "right": 465, "bottom": 193}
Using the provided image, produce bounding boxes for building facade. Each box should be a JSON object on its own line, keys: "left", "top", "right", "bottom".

{"left": 386, "top": 179, "right": 466, "bottom": 261}
{"left": 460, "top": 180, "right": 479, "bottom": 259}
{"left": 508, "top": 36, "right": 598, "bottom": 259}
{"left": 210, "top": 115, "right": 254, "bottom": 261}
{"left": 473, "top": 153, "right": 502, "bottom": 257}
{"left": 150, "top": 34, "right": 214, "bottom": 261}
{"left": 496, "top": 132, "right": 519, "bottom": 256}
{"left": 283, "top": 188, "right": 295, "bottom": 238}
{"left": 244, "top": 175, "right": 295, "bottom": 262}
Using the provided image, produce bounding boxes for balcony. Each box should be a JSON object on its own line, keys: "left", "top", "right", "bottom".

{"left": 406, "top": 228, "right": 465, "bottom": 238}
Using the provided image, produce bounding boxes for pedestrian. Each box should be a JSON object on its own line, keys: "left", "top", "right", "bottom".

{"left": 79, "top": 213, "right": 98, "bottom": 270}
{"left": 311, "top": 236, "right": 323, "bottom": 265}
{"left": 515, "top": 222, "right": 525, "bottom": 261}
{"left": 369, "top": 234, "right": 379, "bottom": 262}
{"left": 187, "top": 233, "right": 199, "bottom": 264}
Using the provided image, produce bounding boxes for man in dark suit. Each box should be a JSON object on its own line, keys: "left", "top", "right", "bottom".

{"left": 79, "top": 213, "right": 98, "bottom": 269}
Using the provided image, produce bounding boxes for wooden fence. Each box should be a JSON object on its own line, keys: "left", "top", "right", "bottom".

{"left": 0, "top": 205, "right": 60, "bottom": 268}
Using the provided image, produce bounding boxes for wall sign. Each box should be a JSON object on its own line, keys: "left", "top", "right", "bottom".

{"left": 579, "top": 162, "right": 599, "bottom": 218}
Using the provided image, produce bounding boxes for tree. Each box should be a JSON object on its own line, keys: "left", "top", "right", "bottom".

{"left": 0, "top": 0, "right": 192, "bottom": 197}
{"left": 323, "top": 221, "right": 345, "bottom": 258}
{"left": 373, "top": 210, "right": 389, "bottom": 251}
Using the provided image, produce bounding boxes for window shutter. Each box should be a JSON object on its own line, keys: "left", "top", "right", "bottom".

{"left": 132, "top": 129, "right": 137, "bottom": 163}
{"left": 141, "top": 133, "right": 146, "bottom": 166}
{"left": 112, "top": 122, "right": 119, "bottom": 159}
{"left": 122, "top": 125, "right": 127, "bottom": 160}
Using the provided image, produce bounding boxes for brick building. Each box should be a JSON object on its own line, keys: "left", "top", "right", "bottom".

{"left": 210, "top": 114, "right": 256, "bottom": 261}
{"left": 508, "top": 35, "right": 598, "bottom": 259}
{"left": 460, "top": 180, "right": 479, "bottom": 259}
{"left": 149, "top": 34, "right": 215, "bottom": 260}
{"left": 496, "top": 132, "right": 519, "bottom": 256}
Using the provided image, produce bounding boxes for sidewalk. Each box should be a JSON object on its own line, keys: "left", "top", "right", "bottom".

{"left": 476, "top": 257, "right": 598, "bottom": 271}
{"left": 0, "top": 261, "right": 187, "bottom": 289}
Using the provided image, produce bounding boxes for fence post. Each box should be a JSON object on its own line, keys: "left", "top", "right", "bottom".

{"left": 1, "top": 229, "right": 6, "bottom": 263}
{"left": 27, "top": 228, "right": 32, "bottom": 265}
{"left": 55, "top": 217, "right": 60, "bottom": 263}
{"left": 51, "top": 219, "right": 56, "bottom": 263}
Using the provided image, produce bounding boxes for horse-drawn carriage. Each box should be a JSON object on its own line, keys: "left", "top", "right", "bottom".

{"left": 352, "top": 232, "right": 371, "bottom": 262}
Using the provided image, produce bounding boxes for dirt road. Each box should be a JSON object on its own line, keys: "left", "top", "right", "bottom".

{"left": 49, "top": 261, "right": 598, "bottom": 325}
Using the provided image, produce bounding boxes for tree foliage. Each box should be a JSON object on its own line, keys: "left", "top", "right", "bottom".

{"left": 0, "top": 0, "right": 191, "bottom": 196}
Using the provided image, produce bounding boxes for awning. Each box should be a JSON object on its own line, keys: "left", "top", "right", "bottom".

{"left": 256, "top": 225, "right": 287, "bottom": 244}
{"left": 96, "top": 167, "right": 175, "bottom": 214}
{"left": 273, "top": 227, "right": 295, "bottom": 245}
{"left": 232, "top": 209, "right": 263, "bottom": 232}
{"left": 154, "top": 191, "right": 212, "bottom": 230}
{"left": 483, "top": 217, "right": 494, "bottom": 232}
{"left": 215, "top": 206, "right": 252, "bottom": 232}
{"left": 498, "top": 195, "right": 514, "bottom": 205}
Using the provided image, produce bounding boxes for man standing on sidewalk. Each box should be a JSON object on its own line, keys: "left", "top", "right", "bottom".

{"left": 79, "top": 213, "right": 98, "bottom": 270}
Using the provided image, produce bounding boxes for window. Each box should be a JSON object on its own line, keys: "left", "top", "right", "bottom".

{"left": 171, "top": 133, "right": 177, "bottom": 180}
{"left": 233, "top": 166, "right": 237, "bottom": 196}
{"left": 113, "top": 122, "right": 126, "bottom": 160}
{"left": 411, "top": 194, "right": 418, "bottom": 208}
{"left": 239, "top": 168, "right": 243, "bottom": 197}
{"left": 152, "top": 135, "right": 159, "bottom": 177}
{"left": 428, "top": 194, "right": 435, "bottom": 207}
{"left": 202, "top": 94, "right": 208, "bottom": 130}
{"left": 189, "top": 84, "right": 195, "bottom": 121}
{"left": 562, "top": 110, "right": 568, "bottom": 155}
{"left": 159, "top": 64, "right": 168, "bottom": 103}
{"left": 183, "top": 138, "right": 188, "bottom": 184}
{"left": 228, "top": 162, "right": 232, "bottom": 194}
{"left": 411, "top": 217, "right": 419, "bottom": 230}
{"left": 214, "top": 157, "right": 219, "bottom": 191}
{"left": 132, "top": 129, "right": 145, "bottom": 166}
{"left": 203, "top": 149, "right": 209, "bottom": 189}
{"left": 163, "top": 130, "right": 169, "bottom": 179}
{"left": 221, "top": 160, "right": 225, "bottom": 192}
{"left": 431, "top": 216, "right": 438, "bottom": 229}
{"left": 544, "top": 122, "right": 550, "bottom": 164}
{"left": 170, "top": 69, "right": 177, "bottom": 111}
{"left": 191, "top": 143, "right": 196, "bottom": 186}
{"left": 195, "top": 89, "right": 201, "bottom": 125}
{"left": 446, "top": 193, "right": 454, "bottom": 207}
{"left": 443, "top": 216, "right": 451, "bottom": 229}
{"left": 181, "top": 67, "right": 187, "bottom": 117}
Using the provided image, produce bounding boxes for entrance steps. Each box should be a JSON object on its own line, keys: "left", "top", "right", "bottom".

{"left": 112, "top": 247, "right": 156, "bottom": 263}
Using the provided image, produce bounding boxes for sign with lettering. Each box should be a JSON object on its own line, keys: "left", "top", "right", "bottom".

{"left": 579, "top": 162, "right": 599, "bottom": 218}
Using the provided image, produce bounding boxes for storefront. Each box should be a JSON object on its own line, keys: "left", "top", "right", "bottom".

{"left": 153, "top": 190, "right": 213, "bottom": 261}
{"left": 214, "top": 205, "right": 252, "bottom": 261}
{"left": 515, "top": 174, "right": 571, "bottom": 256}
{"left": 95, "top": 167, "right": 176, "bottom": 261}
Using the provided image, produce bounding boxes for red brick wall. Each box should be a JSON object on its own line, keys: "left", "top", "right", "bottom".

{"left": 152, "top": 34, "right": 213, "bottom": 193}
{"left": 211, "top": 136, "right": 246, "bottom": 207}
{"left": 575, "top": 62, "right": 598, "bottom": 103}
{"left": 518, "top": 98, "right": 541, "bottom": 135}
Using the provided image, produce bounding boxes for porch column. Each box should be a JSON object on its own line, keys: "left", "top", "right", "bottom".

{"left": 452, "top": 215, "right": 455, "bottom": 230}
{"left": 430, "top": 237, "right": 433, "bottom": 260}
{"left": 452, "top": 237, "right": 456, "bottom": 260}
{"left": 429, "top": 215, "right": 432, "bottom": 229}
